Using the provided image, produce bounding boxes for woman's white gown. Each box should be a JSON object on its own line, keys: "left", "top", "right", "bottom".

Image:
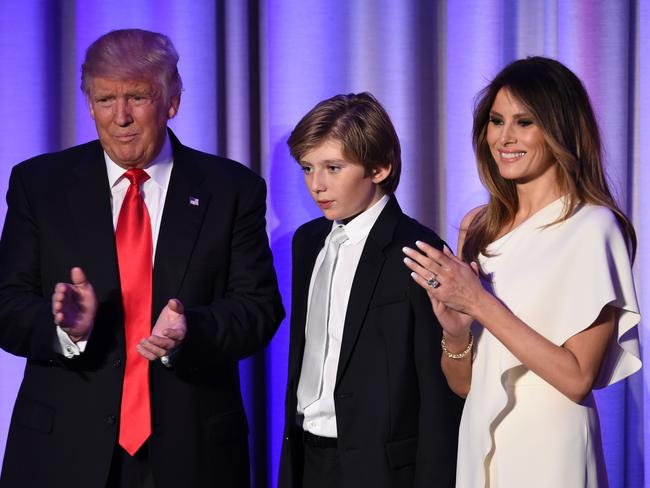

{"left": 456, "top": 199, "right": 641, "bottom": 487}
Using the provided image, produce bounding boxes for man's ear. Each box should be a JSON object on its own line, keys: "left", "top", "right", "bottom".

{"left": 168, "top": 95, "right": 181, "bottom": 119}
{"left": 87, "top": 98, "right": 96, "bottom": 120}
{"left": 371, "top": 164, "right": 391, "bottom": 184}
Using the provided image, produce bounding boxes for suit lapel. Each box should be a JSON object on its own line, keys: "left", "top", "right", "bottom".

{"left": 152, "top": 132, "right": 210, "bottom": 315}
{"left": 291, "top": 221, "right": 330, "bottom": 379}
{"left": 63, "top": 143, "right": 125, "bottom": 360}
{"left": 336, "top": 196, "right": 402, "bottom": 386}
{"left": 67, "top": 142, "right": 121, "bottom": 290}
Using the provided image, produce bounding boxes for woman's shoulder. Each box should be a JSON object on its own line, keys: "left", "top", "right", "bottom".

{"left": 461, "top": 205, "right": 486, "bottom": 230}
{"left": 561, "top": 204, "right": 632, "bottom": 262}
{"left": 458, "top": 205, "right": 486, "bottom": 253}
{"left": 571, "top": 203, "right": 621, "bottom": 235}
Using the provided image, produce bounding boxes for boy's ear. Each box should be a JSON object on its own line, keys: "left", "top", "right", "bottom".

{"left": 371, "top": 164, "right": 392, "bottom": 184}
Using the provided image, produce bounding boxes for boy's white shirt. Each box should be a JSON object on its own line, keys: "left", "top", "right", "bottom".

{"left": 299, "top": 194, "right": 389, "bottom": 438}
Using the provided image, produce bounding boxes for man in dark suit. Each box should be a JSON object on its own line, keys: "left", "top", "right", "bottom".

{"left": 0, "top": 29, "right": 283, "bottom": 488}
{"left": 278, "top": 93, "right": 463, "bottom": 487}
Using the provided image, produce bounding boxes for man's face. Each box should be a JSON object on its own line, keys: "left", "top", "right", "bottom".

{"left": 299, "top": 138, "right": 389, "bottom": 222}
{"left": 88, "top": 77, "right": 180, "bottom": 169}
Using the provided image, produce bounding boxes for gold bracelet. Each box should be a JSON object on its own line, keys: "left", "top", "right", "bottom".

{"left": 441, "top": 332, "right": 473, "bottom": 360}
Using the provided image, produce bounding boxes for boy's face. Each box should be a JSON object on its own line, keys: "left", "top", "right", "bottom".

{"left": 299, "top": 139, "right": 390, "bottom": 222}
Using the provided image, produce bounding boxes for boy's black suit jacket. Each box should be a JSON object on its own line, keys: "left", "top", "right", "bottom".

{"left": 279, "top": 195, "right": 463, "bottom": 488}
{"left": 0, "top": 130, "right": 284, "bottom": 488}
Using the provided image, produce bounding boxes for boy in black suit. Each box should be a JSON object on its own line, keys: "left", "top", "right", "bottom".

{"left": 278, "top": 93, "right": 462, "bottom": 488}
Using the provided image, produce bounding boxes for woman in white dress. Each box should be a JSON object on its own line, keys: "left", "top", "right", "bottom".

{"left": 403, "top": 57, "right": 641, "bottom": 487}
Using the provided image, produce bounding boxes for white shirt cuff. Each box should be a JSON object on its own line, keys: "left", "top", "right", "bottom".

{"left": 55, "top": 327, "right": 89, "bottom": 358}
{"left": 160, "top": 345, "right": 182, "bottom": 368}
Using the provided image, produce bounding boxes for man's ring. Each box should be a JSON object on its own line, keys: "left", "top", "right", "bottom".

{"left": 426, "top": 276, "right": 440, "bottom": 289}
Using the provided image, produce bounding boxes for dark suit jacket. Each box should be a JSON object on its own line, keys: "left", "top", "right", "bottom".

{"left": 0, "top": 130, "right": 284, "bottom": 488}
{"left": 278, "top": 196, "right": 463, "bottom": 488}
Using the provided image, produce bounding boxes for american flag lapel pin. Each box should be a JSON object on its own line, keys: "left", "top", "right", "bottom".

{"left": 189, "top": 196, "right": 199, "bottom": 206}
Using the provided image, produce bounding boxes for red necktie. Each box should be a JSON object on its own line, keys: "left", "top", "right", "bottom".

{"left": 116, "top": 169, "right": 152, "bottom": 456}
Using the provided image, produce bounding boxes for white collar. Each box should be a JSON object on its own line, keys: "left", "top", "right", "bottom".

{"left": 331, "top": 194, "right": 390, "bottom": 245}
{"left": 105, "top": 132, "right": 173, "bottom": 190}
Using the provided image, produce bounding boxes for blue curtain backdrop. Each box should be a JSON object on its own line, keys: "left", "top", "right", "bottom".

{"left": 0, "top": 1, "right": 648, "bottom": 487}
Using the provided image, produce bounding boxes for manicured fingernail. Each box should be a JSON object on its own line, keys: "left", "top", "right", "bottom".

{"left": 415, "top": 240, "right": 424, "bottom": 248}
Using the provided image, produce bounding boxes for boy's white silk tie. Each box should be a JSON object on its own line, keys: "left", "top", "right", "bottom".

{"left": 297, "top": 225, "right": 348, "bottom": 410}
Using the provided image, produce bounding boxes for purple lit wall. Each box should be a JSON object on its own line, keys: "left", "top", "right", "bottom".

{"left": 0, "top": 1, "right": 648, "bottom": 487}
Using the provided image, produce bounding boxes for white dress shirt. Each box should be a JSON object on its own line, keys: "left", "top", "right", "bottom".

{"left": 299, "top": 194, "right": 389, "bottom": 438}
{"left": 57, "top": 135, "right": 173, "bottom": 358}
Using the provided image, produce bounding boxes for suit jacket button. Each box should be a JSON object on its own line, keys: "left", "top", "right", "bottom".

{"left": 106, "top": 415, "right": 117, "bottom": 424}
{"left": 113, "top": 359, "right": 123, "bottom": 368}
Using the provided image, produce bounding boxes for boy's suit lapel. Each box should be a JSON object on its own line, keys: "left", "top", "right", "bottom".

{"left": 292, "top": 220, "right": 331, "bottom": 377}
{"left": 336, "top": 196, "right": 401, "bottom": 386}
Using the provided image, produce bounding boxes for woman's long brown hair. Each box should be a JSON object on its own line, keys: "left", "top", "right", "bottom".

{"left": 462, "top": 57, "right": 636, "bottom": 266}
